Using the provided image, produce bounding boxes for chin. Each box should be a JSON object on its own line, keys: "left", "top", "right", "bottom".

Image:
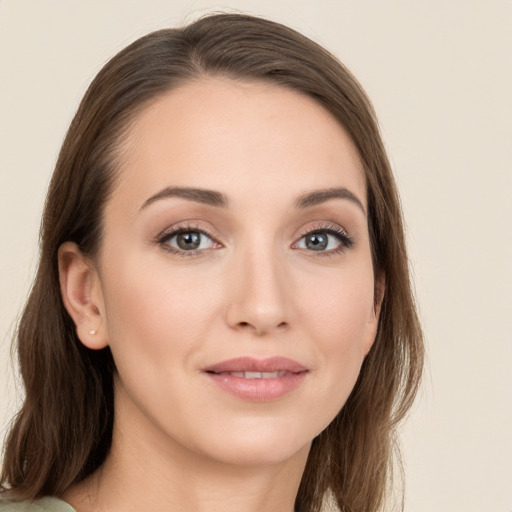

{"left": 191, "top": 418, "right": 316, "bottom": 467}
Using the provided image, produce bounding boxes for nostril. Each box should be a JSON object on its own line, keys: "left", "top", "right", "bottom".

{"left": 236, "top": 321, "right": 288, "bottom": 331}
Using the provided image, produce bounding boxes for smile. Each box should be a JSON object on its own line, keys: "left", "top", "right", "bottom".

{"left": 211, "top": 371, "right": 294, "bottom": 379}
{"left": 203, "top": 357, "right": 309, "bottom": 401}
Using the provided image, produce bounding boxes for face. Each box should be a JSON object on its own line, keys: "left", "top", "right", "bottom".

{"left": 85, "top": 79, "right": 381, "bottom": 467}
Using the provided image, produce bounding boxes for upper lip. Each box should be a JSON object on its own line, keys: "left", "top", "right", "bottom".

{"left": 203, "top": 357, "right": 308, "bottom": 374}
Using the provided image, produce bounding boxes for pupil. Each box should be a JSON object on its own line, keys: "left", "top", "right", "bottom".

{"left": 177, "top": 232, "right": 201, "bottom": 250}
{"left": 306, "top": 233, "right": 327, "bottom": 250}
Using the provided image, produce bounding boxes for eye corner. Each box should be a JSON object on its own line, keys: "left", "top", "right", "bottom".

{"left": 156, "top": 223, "right": 223, "bottom": 257}
{"left": 293, "top": 223, "right": 355, "bottom": 255}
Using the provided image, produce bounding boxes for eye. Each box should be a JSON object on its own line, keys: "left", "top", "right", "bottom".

{"left": 294, "top": 226, "right": 354, "bottom": 253}
{"left": 159, "top": 227, "right": 218, "bottom": 254}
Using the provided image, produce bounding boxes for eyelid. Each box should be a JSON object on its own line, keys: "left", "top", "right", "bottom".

{"left": 156, "top": 223, "right": 223, "bottom": 255}
{"left": 293, "top": 223, "right": 355, "bottom": 254}
{"left": 154, "top": 220, "right": 354, "bottom": 257}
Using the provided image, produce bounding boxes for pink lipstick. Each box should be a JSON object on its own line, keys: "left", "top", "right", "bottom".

{"left": 202, "top": 357, "right": 308, "bottom": 401}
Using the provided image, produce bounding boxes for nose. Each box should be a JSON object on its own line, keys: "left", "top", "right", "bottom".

{"left": 224, "top": 244, "right": 291, "bottom": 336}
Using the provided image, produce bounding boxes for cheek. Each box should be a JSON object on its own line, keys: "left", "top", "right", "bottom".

{"left": 299, "top": 263, "right": 375, "bottom": 344}
{"left": 98, "top": 260, "right": 221, "bottom": 427}
{"left": 99, "top": 256, "right": 223, "bottom": 363}
{"left": 296, "top": 262, "right": 376, "bottom": 397}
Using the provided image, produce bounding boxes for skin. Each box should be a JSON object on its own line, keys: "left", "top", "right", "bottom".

{"left": 59, "top": 79, "right": 383, "bottom": 512}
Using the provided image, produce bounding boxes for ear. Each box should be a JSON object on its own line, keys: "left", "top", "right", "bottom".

{"left": 58, "top": 241, "right": 108, "bottom": 350}
{"left": 363, "top": 272, "right": 386, "bottom": 356}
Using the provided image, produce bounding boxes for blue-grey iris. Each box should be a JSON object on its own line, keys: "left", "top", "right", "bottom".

{"left": 305, "top": 233, "right": 328, "bottom": 250}
{"left": 177, "top": 232, "right": 201, "bottom": 250}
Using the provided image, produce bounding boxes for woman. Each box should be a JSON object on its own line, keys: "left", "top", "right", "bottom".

{"left": 0, "top": 13, "right": 423, "bottom": 512}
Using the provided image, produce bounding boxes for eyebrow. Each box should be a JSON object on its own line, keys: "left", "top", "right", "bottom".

{"left": 140, "top": 186, "right": 230, "bottom": 210}
{"left": 140, "top": 185, "right": 365, "bottom": 215}
{"left": 294, "top": 187, "right": 366, "bottom": 214}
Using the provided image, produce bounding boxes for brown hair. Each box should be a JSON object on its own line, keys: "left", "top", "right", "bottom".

{"left": 1, "top": 13, "right": 423, "bottom": 512}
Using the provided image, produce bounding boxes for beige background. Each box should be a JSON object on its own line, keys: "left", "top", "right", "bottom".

{"left": 1, "top": 1, "right": 510, "bottom": 510}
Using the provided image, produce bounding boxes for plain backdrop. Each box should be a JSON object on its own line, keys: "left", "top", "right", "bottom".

{"left": 1, "top": 1, "right": 510, "bottom": 511}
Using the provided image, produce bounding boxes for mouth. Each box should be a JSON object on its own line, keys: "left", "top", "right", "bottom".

{"left": 203, "top": 356, "right": 308, "bottom": 374}
{"left": 202, "top": 357, "right": 309, "bottom": 401}
{"left": 208, "top": 370, "right": 297, "bottom": 379}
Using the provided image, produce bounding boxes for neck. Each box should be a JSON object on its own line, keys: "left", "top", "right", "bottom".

{"left": 62, "top": 387, "right": 310, "bottom": 512}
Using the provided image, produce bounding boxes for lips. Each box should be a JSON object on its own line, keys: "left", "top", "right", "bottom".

{"left": 203, "top": 356, "right": 308, "bottom": 374}
{"left": 214, "top": 371, "right": 293, "bottom": 379}
{"left": 202, "top": 357, "right": 308, "bottom": 401}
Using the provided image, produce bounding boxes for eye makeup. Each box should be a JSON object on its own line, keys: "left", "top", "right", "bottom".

{"left": 293, "top": 223, "right": 355, "bottom": 257}
{"left": 156, "top": 223, "right": 222, "bottom": 257}
{"left": 154, "top": 219, "right": 354, "bottom": 259}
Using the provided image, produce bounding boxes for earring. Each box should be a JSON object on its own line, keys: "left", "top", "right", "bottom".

{"left": 89, "top": 329, "right": 96, "bottom": 335}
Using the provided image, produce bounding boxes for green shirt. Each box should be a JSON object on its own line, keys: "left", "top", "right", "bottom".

{"left": 0, "top": 497, "right": 76, "bottom": 512}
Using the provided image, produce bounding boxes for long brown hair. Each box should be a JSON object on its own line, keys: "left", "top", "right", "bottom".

{"left": 1, "top": 13, "right": 423, "bottom": 512}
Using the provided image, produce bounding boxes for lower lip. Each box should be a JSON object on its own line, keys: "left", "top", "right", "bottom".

{"left": 205, "top": 372, "right": 308, "bottom": 401}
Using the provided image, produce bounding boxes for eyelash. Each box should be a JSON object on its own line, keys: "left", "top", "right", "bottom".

{"left": 295, "top": 224, "right": 355, "bottom": 257}
{"left": 156, "top": 223, "right": 354, "bottom": 257}
{"left": 157, "top": 224, "right": 220, "bottom": 257}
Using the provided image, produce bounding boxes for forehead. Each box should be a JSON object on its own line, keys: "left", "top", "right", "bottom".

{"left": 110, "top": 78, "right": 366, "bottom": 211}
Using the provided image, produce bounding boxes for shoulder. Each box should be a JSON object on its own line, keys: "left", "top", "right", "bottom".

{"left": 0, "top": 497, "right": 76, "bottom": 512}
